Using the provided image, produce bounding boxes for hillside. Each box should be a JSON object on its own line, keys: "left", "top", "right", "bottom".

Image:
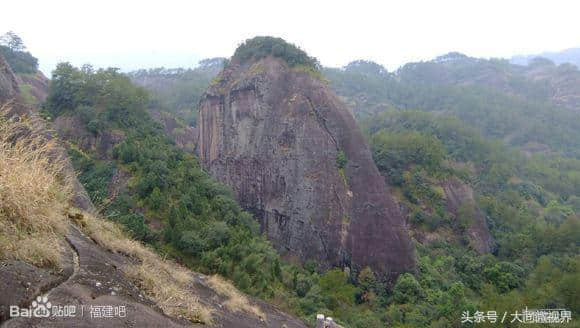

{"left": 324, "top": 54, "right": 580, "bottom": 327}
{"left": 324, "top": 54, "right": 580, "bottom": 158}
{"left": 36, "top": 54, "right": 389, "bottom": 326}
{"left": 0, "top": 41, "right": 49, "bottom": 106}
{"left": 2, "top": 32, "right": 579, "bottom": 327}
{"left": 128, "top": 58, "right": 226, "bottom": 126}
{"left": 0, "top": 53, "right": 308, "bottom": 327}
{"left": 109, "top": 42, "right": 579, "bottom": 327}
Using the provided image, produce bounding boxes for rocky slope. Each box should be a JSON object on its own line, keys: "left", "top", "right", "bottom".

{"left": 440, "top": 178, "right": 491, "bottom": 253}
{"left": 197, "top": 55, "right": 415, "bottom": 281}
{"left": 0, "top": 54, "right": 19, "bottom": 102}
{"left": 0, "top": 54, "right": 307, "bottom": 328}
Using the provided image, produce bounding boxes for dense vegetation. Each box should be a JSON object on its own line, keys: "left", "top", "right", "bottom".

{"left": 43, "top": 50, "right": 579, "bottom": 326}
{"left": 45, "top": 63, "right": 402, "bottom": 327}
{"left": 362, "top": 109, "right": 579, "bottom": 327}
{"left": 325, "top": 56, "right": 580, "bottom": 159}
{"left": 325, "top": 55, "right": 580, "bottom": 326}
{"left": 233, "top": 36, "right": 320, "bottom": 69}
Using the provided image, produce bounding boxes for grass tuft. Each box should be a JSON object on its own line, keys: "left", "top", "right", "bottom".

{"left": 0, "top": 107, "right": 212, "bottom": 324}
{"left": 71, "top": 209, "right": 213, "bottom": 324}
{"left": 207, "top": 274, "right": 265, "bottom": 320}
{"left": 0, "top": 108, "right": 71, "bottom": 269}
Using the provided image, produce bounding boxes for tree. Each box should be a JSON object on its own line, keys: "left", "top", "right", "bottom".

{"left": 393, "top": 273, "right": 424, "bottom": 304}
{"left": 0, "top": 31, "right": 25, "bottom": 51}
{"left": 148, "top": 187, "right": 164, "bottom": 210}
{"left": 483, "top": 262, "right": 524, "bottom": 293}
{"left": 233, "top": 36, "right": 320, "bottom": 69}
{"left": 45, "top": 62, "right": 83, "bottom": 115}
{"left": 0, "top": 31, "right": 37, "bottom": 73}
{"left": 358, "top": 266, "right": 379, "bottom": 303}
{"left": 319, "top": 269, "right": 358, "bottom": 310}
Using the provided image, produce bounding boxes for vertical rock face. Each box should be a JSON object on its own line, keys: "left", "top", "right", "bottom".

{"left": 442, "top": 178, "right": 492, "bottom": 253}
{"left": 0, "top": 54, "right": 19, "bottom": 104}
{"left": 198, "top": 56, "right": 415, "bottom": 280}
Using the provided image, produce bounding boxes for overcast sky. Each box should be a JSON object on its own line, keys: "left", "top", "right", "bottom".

{"left": 2, "top": 0, "right": 579, "bottom": 75}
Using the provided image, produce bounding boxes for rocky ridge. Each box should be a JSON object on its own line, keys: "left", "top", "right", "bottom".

{"left": 198, "top": 55, "right": 415, "bottom": 281}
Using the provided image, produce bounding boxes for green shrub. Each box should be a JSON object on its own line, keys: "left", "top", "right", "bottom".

{"left": 233, "top": 36, "right": 320, "bottom": 69}
{"left": 336, "top": 150, "right": 347, "bottom": 169}
{"left": 393, "top": 273, "right": 424, "bottom": 304}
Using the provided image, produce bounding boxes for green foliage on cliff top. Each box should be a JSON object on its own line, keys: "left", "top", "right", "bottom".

{"left": 0, "top": 31, "right": 38, "bottom": 74}
{"left": 233, "top": 36, "right": 320, "bottom": 69}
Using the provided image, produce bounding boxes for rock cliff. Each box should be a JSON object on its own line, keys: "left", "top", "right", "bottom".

{"left": 198, "top": 55, "right": 415, "bottom": 280}
{"left": 441, "top": 178, "right": 492, "bottom": 253}
{"left": 0, "top": 53, "right": 307, "bottom": 328}
{"left": 0, "top": 55, "right": 19, "bottom": 103}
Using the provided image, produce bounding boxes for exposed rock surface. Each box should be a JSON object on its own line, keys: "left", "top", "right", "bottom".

{"left": 0, "top": 54, "right": 308, "bottom": 328}
{"left": 53, "top": 115, "right": 126, "bottom": 160}
{"left": 3, "top": 223, "right": 307, "bottom": 328}
{"left": 441, "top": 178, "right": 492, "bottom": 253}
{"left": 198, "top": 56, "right": 415, "bottom": 280}
{"left": 149, "top": 109, "right": 197, "bottom": 153}
{"left": 16, "top": 71, "right": 50, "bottom": 104}
{"left": 316, "top": 314, "right": 343, "bottom": 328}
{"left": 0, "top": 55, "right": 19, "bottom": 103}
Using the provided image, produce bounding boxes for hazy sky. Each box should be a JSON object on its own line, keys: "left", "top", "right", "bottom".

{"left": 3, "top": 0, "right": 579, "bottom": 75}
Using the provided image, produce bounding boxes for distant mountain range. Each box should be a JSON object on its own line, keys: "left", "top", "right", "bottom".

{"left": 511, "top": 47, "right": 580, "bottom": 68}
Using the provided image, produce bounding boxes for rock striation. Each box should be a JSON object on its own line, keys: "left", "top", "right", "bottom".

{"left": 198, "top": 55, "right": 415, "bottom": 280}
{"left": 0, "top": 55, "right": 19, "bottom": 103}
{"left": 0, "top": 53, "right": 308, "bottom": 328}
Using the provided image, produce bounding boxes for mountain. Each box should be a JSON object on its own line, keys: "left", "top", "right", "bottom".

{"left": 325, "top": 54, "right": 580, "bottom": 158}
{"left": 128, "top": 58, "right": 226, "bottom": 127}
{"left": 0, "top": 52, "right": 307, "bottom": 327}
{"left": 511, "top": 47, "right": 580, "bottom": 68}
{"left": 2, "top": 35, "right": 579, "bottom": 328}
{"left": 197, "top": 37, "right": 415, "bottom": 282}
{"left": 323, "top": 53, "right": 579, "bottom": 326}
{"left": 29, "top": 46, "right": 382, "bottom": 327}
{"left": 119, "top": 44, "right": 579, "bottom": 326}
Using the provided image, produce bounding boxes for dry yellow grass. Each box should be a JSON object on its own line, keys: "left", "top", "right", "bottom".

{"left": 124, "top": 259, "right": 213, "bottom": 324}
{"left": 1, "top": 106, "right": 266, "bottom": 325}
{"left": 71, "top": 209, "right": 213, "bottom": 324}
{"left": 207, "top": 274, "right": 265, "bottom": 320}
{"left": 0, "top": 109, "right": 71, "bottom": 269}
{"left": 0, "top": 108, "right": 212, "bottom": 324}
